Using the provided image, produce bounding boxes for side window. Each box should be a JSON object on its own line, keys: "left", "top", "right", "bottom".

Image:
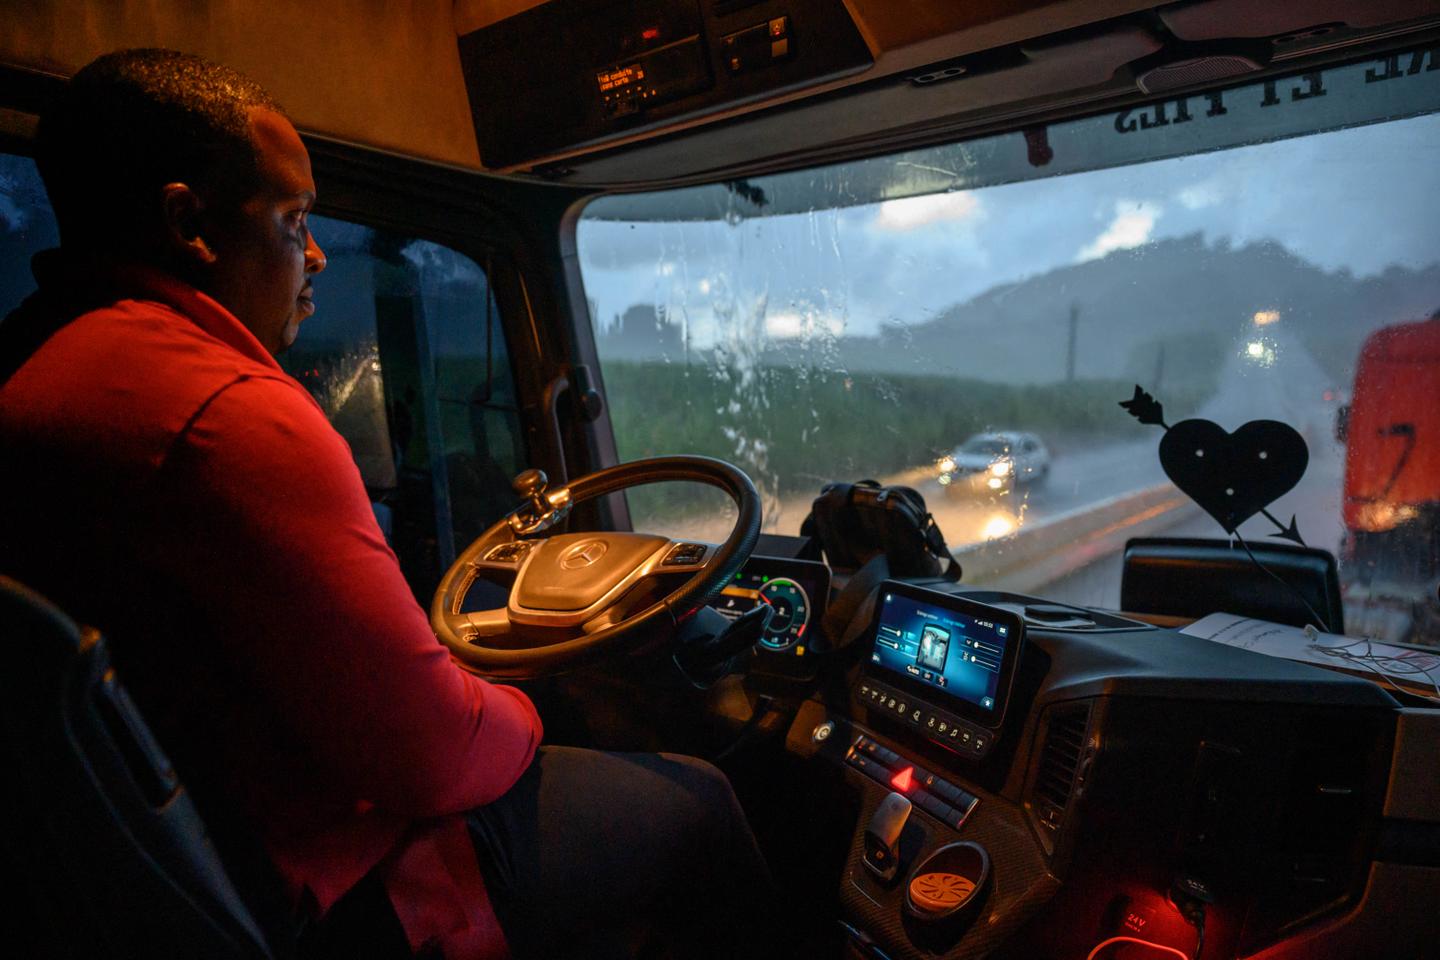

{"left": 0, "top": 154, "right": 58, "bottom": 317}
{"left": 291, "top": 215, "right": 525, "bottom": 596}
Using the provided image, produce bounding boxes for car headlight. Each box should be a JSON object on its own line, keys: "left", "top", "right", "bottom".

{"left": 938, "top": 457, "right": 956, "bottom": 474}
{"left": 989, "top": 460, "right": 1012, "bottom": 477}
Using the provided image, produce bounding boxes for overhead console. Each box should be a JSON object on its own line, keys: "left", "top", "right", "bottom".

{"left": 454, "top": 0, "right": 1440, "bottom": 184}
{"left": 456, "top": 0, "right": 871, "bottom": 169}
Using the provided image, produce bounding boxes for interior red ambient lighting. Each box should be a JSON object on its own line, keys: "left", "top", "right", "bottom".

{"left": 642, "top": 27, "right": 660, "bottom": 40}
{"left": 890, "top": 766, "right": 914, "bottom": 792}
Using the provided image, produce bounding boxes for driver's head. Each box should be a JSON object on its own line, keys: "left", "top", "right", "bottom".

{"left": 36, "top": 48, "right": 326, "bottom": 354}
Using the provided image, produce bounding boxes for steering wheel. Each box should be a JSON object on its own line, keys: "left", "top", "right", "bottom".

{"left": 431, "top": 456, "right": 761, "bottom": 679}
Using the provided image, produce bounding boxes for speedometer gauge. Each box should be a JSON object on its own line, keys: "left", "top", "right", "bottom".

{"left": 711, "top": 558, "right": 829, "bottom": 664}
{"left": 757, "top": 577, "right": 811, "bottom": 651}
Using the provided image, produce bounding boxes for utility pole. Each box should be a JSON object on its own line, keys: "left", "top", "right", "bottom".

{"left": 1065, "top": 302, "right": 1079, "bottom": 382}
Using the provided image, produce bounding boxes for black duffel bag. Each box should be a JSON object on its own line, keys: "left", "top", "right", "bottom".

{"left": 800, "top": 480, "right": 960, "bottom": 580}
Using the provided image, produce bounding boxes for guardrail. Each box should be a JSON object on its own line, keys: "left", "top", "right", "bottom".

{"left": 953, "top": 482, "right": 1199, "bottom": 593}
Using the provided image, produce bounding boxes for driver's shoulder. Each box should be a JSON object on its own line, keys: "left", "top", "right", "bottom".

{"left": 0, "top": 301, "right": 290, "bottom": 480}
{"left": 166, "top": 372, "right": 364, "bottom": 504}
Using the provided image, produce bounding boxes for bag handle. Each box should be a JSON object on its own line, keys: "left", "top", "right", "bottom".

{"left": 819, "top": 553, "right": 891, "bottom": 652}
{"left": 922, "top": 513, "right": 963, "bottom": 582}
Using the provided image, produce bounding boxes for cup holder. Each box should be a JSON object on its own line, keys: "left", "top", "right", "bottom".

{"left": 902, "top": 841, "right": 991, "bottom": 946}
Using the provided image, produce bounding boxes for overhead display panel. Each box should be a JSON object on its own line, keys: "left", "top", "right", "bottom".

{"left": 457, "top": 0, "right": 871, "bottom": 169}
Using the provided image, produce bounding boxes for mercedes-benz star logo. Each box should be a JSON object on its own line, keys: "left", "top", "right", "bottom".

{"left": 560, "top": 539, "right": 609, "bottom": 570}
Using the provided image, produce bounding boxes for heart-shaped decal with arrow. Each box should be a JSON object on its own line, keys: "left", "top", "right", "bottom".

{"left": 1119, "top": 385, "right": 1309, "bottom": 544}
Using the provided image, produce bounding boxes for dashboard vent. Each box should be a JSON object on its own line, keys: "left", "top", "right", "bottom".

{"left": 1032, "top": 704, "right": 1091, "bottom": 837}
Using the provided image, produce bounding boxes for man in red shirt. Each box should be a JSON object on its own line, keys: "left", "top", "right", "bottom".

{"left": 0, "top": 49, "right": 775, "bottom": 959}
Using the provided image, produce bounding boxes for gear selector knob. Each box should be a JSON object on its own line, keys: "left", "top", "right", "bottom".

{"left": 864, "top": 791, "right": 912, "bottom": 882}
{"left": 513, "top": 468, "right": 550, "bottom": 514}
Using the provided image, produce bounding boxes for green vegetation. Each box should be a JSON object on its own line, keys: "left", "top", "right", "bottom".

{"left": 604, "top": 359, "right": 1214, "bottom": 519}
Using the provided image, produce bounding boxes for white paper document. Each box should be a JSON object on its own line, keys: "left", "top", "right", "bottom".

{"left": 1181, "top": 612, "right": 1440, "bottom": 699}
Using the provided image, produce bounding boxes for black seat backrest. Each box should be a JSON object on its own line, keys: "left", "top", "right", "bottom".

{"left": 0, "top": 576, "right": 273, "bottom": 959}
{"left": 1120, "top": 537, "right": 1344, "bottom": 633}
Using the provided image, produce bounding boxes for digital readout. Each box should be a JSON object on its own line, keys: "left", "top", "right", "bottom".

{"left": 596, "top": 64, "right": 645, "bottom": 92}
{"left": 715, "top": 572, "right": 812, "bottom": 653}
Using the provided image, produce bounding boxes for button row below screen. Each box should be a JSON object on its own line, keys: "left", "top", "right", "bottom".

{"left": 845, "top": 734, "right": 979, "bottom": 832}
{"left": 857, "top": 679, "right": 993, "bottom": 758}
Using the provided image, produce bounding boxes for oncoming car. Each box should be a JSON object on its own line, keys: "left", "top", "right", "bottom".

{"left": 937, "top": 432, "right": 1050, "bottom": 495}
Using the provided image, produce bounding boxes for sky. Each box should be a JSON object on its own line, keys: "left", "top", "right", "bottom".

{"left": 577, "top": 112, "right": 1440, "bottom": 349}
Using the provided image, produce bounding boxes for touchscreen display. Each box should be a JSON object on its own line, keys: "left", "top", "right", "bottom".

{"left": 869, "top": 587, "right": 1015, "bottom": 714}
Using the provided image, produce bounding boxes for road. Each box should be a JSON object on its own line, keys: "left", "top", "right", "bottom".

{"left": 654, "top": 434, "right": 1176, "bottom": 566}
{"left": 918, "top": 437, "right": 1168, "bottom": 551}
{"left": 1043, "top": 444, "right": 1344, "bottom": 609}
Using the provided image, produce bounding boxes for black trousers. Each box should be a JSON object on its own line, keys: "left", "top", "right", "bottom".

{"left": 303, "top": 747, "right": 782, "bottom": 959}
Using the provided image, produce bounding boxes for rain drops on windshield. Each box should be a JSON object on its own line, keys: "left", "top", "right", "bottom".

{"left": 580, "top": 66, "right": 1440, "bottom": 645}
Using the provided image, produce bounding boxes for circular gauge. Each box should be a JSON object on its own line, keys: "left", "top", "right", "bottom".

{"left": 757, "top": 577, "right": 811, "bottom": 651}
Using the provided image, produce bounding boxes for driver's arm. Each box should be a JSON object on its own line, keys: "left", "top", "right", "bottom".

{"left": 150, "top": 374, "right": 542, "bottom": 816}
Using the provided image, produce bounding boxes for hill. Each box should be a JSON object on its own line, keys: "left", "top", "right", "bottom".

{"left": 600, "top": 233, "right": 1440, "bottom": 391}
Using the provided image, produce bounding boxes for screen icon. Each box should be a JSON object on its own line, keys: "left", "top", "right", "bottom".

{"left": 981, "top": 696, "right": 994, "bottom": 709}
{"left": 917, "top": 625, "right": 950, "bottom": 673}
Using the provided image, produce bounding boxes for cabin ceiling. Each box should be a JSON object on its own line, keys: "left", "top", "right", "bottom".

{"left": 1, "top": 0, "right": 1438, "bottom": 189}
{"left": 0, "top": 0, "right": 483, "bottom": 169}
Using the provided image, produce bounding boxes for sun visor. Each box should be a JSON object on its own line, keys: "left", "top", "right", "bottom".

{"left": 1160, "top": 0, "right": 1440, "bottom": 40}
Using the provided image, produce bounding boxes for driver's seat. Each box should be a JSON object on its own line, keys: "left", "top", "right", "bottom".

{"left": 0, "top": 576, "right": 273, "bottom": 959}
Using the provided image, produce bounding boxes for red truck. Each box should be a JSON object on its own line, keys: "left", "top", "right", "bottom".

{"left": 1340, "top": 310, "right": 1440, "bottom": 644}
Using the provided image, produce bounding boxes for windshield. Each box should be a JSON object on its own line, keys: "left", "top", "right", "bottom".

{"left": 960, "top": 439, "right": 1012, "bottom": 457}
{"left": 579, "top": 49, "right": 1440, "bottom": 648}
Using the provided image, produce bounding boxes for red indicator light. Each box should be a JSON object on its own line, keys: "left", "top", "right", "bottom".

{"left": 890, "top": 766, "right": 914, "bottom": 791}
{"left": 642, "top": 27, "right": 660, "bottom": 40}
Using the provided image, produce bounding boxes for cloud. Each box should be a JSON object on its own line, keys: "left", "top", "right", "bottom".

{"left": 1177, "top": 180, "right": 1223, "bottom": 210}
{"left": 873, "top": 191, "right": 983, "bottom": 231}
{"left": 1077, "top": 200, "right": 1161, "bottom": 262}
{"left": 764, "top": 310, "right": 845, "bottom": 339}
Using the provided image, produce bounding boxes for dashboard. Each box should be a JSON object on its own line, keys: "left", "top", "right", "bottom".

{"left": 714, "top": 560, "right": 1429, "bottom": 960}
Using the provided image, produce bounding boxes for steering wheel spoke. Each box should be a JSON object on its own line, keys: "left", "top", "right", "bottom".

{"left": 652, "top": 539, "right": 717, "bottom": 573}
{"left": 445, "top": 608, "right": 511, "bottom": 640}
{"left": 470, "top": 537, "right": 538, "bottom": 570}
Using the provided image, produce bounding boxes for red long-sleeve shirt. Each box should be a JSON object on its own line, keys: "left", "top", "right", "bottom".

{"left": 0, "top": 254, "right": 540, "bottom": 956}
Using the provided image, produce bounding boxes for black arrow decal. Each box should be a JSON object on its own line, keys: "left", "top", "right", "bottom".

{"left": 1260, "top": 508, "right": 1307, "bottom": 546}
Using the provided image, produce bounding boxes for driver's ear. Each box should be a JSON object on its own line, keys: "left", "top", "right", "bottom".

{"left": 160, "top": 182, "right": 217, "bottom": 266}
